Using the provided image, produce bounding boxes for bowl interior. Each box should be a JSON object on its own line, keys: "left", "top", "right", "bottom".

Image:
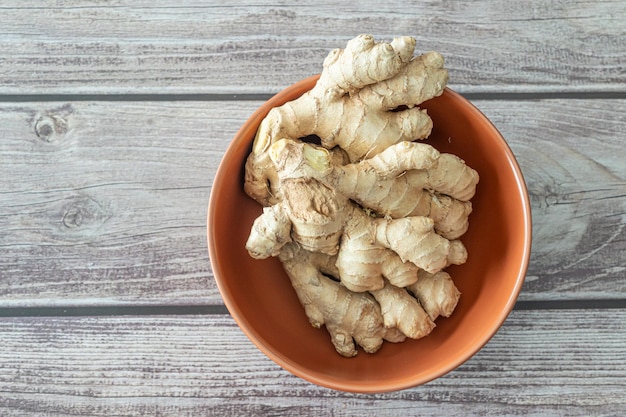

{"left": 208, "top": 76, "right": 531, "bottom": 393}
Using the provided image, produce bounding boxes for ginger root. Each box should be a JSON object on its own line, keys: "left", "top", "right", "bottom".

{"left": 243, "top": 35, "right": 478, "bottom": 357}
{"left": 279, "top": 243, "right": 405, "bottom": 357}
{"left": 406, "top": 270, "right": 461, "bottom": 321}
{"left": 244, "top": 34, "right": 449, "bottom": 207}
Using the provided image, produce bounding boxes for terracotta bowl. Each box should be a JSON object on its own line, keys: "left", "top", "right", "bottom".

{"left": 208, "top": 75, "right": 532, "bottom": 393}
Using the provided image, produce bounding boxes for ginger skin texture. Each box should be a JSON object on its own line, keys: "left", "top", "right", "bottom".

{"left": 243, "top": 35, "right": 478, "bottom": 357}
{"left": 244, "top": 34, "right": 449, "bottom": 207}
{"left": 279, "top": 243, "right": 405, "bottom": 357}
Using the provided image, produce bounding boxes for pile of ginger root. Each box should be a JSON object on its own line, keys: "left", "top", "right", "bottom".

{"left": 243, "top": 34, "right": 479, "bottom": 358}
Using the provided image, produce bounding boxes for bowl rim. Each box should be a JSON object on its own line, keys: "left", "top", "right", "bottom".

{"left": 208, "top": 75, "right": 532, "bottom": 393}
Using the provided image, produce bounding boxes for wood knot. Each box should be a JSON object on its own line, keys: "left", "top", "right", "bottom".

{"left": 59, "top": 195, "right": 111, "bottom": 238}
{"left": 34, "top": 114, "right": 68, "bottom": 142}
{"left": 530, "top": 183, "right": 562, "bottom": 210}
{"left": 32, "top": 104, "right": 74, "bottom": 143}
{"left": 62, "top": 205, "right": 85, "bottom": 229}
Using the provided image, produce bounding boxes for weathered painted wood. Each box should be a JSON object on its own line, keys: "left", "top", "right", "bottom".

{"left": 0, "top": 101, "right": 233, "bottom": 306}
{"left": 0, "top": 1, "right": 624, "bottom": 94}
{"left": 0, "top": 310, "right": 624, "bottom": 416}
{"left": 476, "top": 99, "right": 626, "bottom": 300}
{"left": 0, "top": 99, "right": 624, "bottom": 306}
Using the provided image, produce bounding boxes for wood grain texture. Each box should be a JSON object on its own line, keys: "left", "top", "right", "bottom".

{"left": 476, "top": 99, "right": 626, "bottom": 300}
{"left": 0, "top": 0, "right": 624, "bottom": 95}
{"left": 0, "top": 99, "right": 624, "bottom": 306}
{"left": 0, "top": 101, "right": 233, "bottom": 307}
{"left": 0, "top": 310, "right": 624, "bottom": 416}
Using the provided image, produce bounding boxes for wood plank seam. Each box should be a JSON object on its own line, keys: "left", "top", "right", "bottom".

{"left": 0, "top": 300, "right": 625, "bottom": 318}
{"left": 1, "top": 91, "right": 625, "bottom": 103}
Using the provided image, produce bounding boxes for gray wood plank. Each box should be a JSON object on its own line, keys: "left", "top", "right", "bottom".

{"left": 0, "top": 99, "right": 624, "bottom": 307}
{"left": 0, "top": 310, "right": 624, "bottom": 416}
{"left": 0, "top": 1, "right": 624, "bottom": 94}
{"left": 0, "top": 101, "right": 232, "bottom": 306}
{"left": 477, "top": 100, "right": 626, "bottom": 300}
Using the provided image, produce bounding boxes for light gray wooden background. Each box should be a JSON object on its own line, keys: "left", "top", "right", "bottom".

{"left": 1, "top": 1, "right": 625, "bottom": 416}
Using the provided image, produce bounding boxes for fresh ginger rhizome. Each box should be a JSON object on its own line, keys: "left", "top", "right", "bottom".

{"left": 244, "top": 35, "right": 479, "bottom": 357}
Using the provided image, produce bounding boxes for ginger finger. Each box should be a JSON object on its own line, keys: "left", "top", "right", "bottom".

{"left": 334, "top": 205, "right": 387, "bottom": 292}
{"left": 245, "top": 204, "right": 292, "bottom": 259}
{"left": 278, "top": 243, "right": 390, "bottom": 357}
{"left": 360, "top": 141, "right": 440, "bottom": 178}
{"left": 330, "top": 107, "right": 434, "bottom": 161}
{"left": 335, "top": 206, "right": 464, "bottom": 291}
{"left": 380, "top": 251, "right": 421, "bottom": 289}
{"left": 358, "top": 51, "right": 448, "bottom": 110}
{"left": 374, "top": 215, "right": 467, "bottom": 273}
{"left": 423, "top": 193, "right": 472, "bottom": 240}
{"left": 419, "top": 153, "right": 480, "bottom": 201}
{"left": 334, "top": 206, "right": 420, "bottom": 292}
{"left": 370, "top": 280, "right": 435, "bottom": 339}
{"left": 406, "top": 270, "right": 461, "bottom": 320}
{"left": 319, "top": 34, "right": 416, "bottom": 95}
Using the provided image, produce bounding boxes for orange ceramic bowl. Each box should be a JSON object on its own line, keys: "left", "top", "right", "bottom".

{"left": 208, "top": 75, "right": 531, "bottom": 393}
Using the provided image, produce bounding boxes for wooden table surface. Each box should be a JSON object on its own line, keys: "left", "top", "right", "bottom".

{"left": 1, "top": 1, "right": 625, "bottom": 416}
